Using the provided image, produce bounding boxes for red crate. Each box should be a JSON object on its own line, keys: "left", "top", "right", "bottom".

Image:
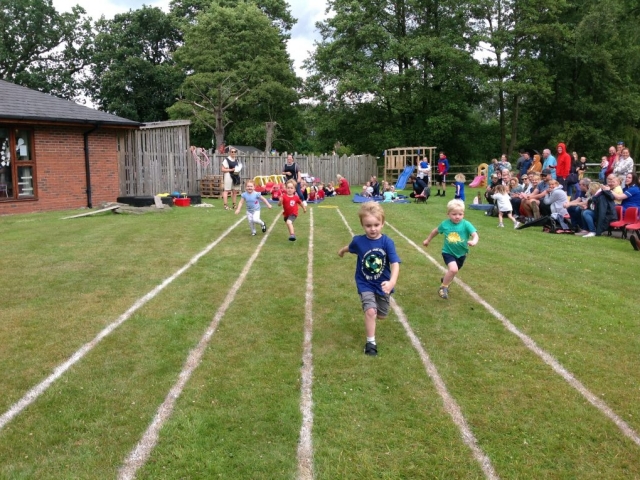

{"left": 174, "top": 198, "right": 191, "bottom": 207}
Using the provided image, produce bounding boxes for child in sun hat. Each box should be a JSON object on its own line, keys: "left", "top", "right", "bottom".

{"left": 423, "top": 199, "right": 479, "bottom": 300}
{"left": 338, "top": 202, "right": 400, "bottom": 356}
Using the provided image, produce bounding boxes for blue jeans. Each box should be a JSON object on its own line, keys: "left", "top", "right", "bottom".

{"left": 582, "top": 209, "right": 596, "bottom": 232}
{"left": 568, "top": 206, "right": 585, "bottom": 230}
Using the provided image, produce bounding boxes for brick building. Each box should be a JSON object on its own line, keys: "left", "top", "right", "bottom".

{"left": 0, "top": 80, "right": 139, "bottom": 214}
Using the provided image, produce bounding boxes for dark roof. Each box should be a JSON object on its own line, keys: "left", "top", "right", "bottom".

{"left": 0, "top": 80, "right": 140, "bottom": 127}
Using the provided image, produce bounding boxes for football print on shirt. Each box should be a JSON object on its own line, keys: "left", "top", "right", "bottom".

{"left": 361, "top": 248, "right": 387, "bottom": 281}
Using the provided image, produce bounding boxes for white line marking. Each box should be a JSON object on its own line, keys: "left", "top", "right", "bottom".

{"left": 297, "top": 208, "right": 315, "bottom": 480}
{"left": 118, "top": 218, "right": 277, "bottom": 480}
{"left": 391, "top": 298, "right": 500, "bottom": 480}
{"left": 386, "top": 222, "right": 640, "bottom": 448}
{"left": 0, "top": 218, "right": 245, "bottom": 432}
{"left": 336, "top": 209, "right": 498, "bottom": 478}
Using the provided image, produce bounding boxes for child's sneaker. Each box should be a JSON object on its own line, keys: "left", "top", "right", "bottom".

{"left": 252, "top": 232, "right": 256, "bottom": 236}
{"left": 438, "top": 286, "right": 449, "bottom": 299}
{"left": 289, "top": 235, "right": 296, "bottom": 241}
{"left": 261, "top": 223, "right": 267, "bottom": 233}
{"left": 498, "top": 223, "right": 504, "bottom": 228}
{"left": 514, "top": 221, "right": 521, "bottom": 229}
{"left": 364, "top": 342, "right": 378, "bottom": 356}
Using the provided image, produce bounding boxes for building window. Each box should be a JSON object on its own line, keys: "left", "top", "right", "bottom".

{"left": 0, "top": 126, "right": 36, "bottom": 200}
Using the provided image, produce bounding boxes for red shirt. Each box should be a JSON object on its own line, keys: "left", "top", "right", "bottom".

{"left": 281, "top": 193, "right": 302, "bottom": 217}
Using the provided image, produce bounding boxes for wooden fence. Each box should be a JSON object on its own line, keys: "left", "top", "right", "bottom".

{"left": 118, "top": 121, "right": 378, "bottom": 196}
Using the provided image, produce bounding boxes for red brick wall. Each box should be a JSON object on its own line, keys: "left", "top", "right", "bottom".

{"left": 0, "top": 125, "right": 122, "bottom": 215}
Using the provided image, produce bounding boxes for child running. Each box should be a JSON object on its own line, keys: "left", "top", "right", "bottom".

{"left": 338, "top": 202, "right": 400, "bottom": 356}
{"left": 235, "top": 180, "right": 272, "bottom": 235}
{"left": 279, "top": 179, "right": 307, "bottom": 241}
{"left": 422, "top": 199, "right": 478, "bottom": 300}
{"left": 454, "top": 173, "right": 466, "bottom": 201}
{"left": 492, "top": 184, "right": 520, "bottom": 228}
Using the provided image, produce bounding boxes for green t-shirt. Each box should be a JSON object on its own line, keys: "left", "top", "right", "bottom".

{"left": 438, "top": 219, "right": 477, "bottom": 258}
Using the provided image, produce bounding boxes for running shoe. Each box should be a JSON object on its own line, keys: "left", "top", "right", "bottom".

{"left": 364, "top": 342, "right": 378, "bottom": 356}
{"left": 261, "top": 223, "right": 267, "bottom": 233}
{"left": 438, "top": 286, "right": 449, "bottom": 299}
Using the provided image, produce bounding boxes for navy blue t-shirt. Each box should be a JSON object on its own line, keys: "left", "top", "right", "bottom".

{"left": 348, "top": 234, "right": 401, "bottom": 295}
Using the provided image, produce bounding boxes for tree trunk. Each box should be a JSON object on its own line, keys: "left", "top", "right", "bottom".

{"left": 265, "top": 121, "right": 277, "bottom": 153}
{"left": 508, "top": 94, "right": 520, "bottom": 156}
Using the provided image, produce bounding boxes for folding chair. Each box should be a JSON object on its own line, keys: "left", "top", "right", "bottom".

{"left": 609, "top": 206, "right": 638, "bottom": 238}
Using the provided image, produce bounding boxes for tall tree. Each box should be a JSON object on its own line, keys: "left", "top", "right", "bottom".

{"left": 168, "top": 2, "right": 299, "bottom": 150}
{"left": 169, "top": 0, "right": 295, "bottom": 34}
{"left": 471, "top": 0, "right": 565, "bottom": 155}
{"left": 0, "top": 0, "right": 93, "bottom": 98}
{"left": 86, "top": 6, "right": 184, "bottom": 122}
{"left": 305, "top": 0, "right": 481, "bottom": 159}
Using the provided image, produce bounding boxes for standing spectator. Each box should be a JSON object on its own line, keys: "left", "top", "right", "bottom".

{"left": 282, "top": 154, "right": 306, "bottom": 207}
{"left": 222, "top": 148, "right": 241, "bottom": 210}
{"left": 454, "top": 173, "right": 466, "bottom": 201}
{"left": 435, "top": 151, "right": 450, "bottom": 196}
{"left": 555, "top": 143, "right": 572, "bottom": 186}
{"left": 528, "top": 152, "right": 543, "bottom": 174}
{"left": 370, "top": 176, "right": 380, "bottom": 196}
{"left": 518, "top": 151, "right": 532, "bottom": 179}
{"left": 487, "top": 158, "right": 498, "bottom": 178}
{"left": 613, "top": 147, "right": 634, "bottom": 182}
{"left": 604, "top": 146, "right": 617, "bottom": 178}
{"left": 542, "top": 148, "right": 557, "bottom": 180}
{"left": 417, "top": 157, "right": 431, "bottom": 187}
{"left": 577, "top": 156, "right": 588, "bottom": 180}
{"left": 500, "top": 153, "right": 512, "bottom": 172}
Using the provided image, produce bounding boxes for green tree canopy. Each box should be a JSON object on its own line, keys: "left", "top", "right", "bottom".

{"left": 86, "top": 6, "right": 184, "bottom": 122}
{"left": 0, "top": 0, "right": 92, "bottom": 98}
{"left": 168, "top": 1, "right": 300, "bottom": 150}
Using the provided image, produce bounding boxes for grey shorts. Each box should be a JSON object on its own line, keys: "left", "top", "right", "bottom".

{"left": 359, "top": 291, "right": 390, "bottom": 318}
{"left": 284, "top": 215, "right": 297, "bottom": 223}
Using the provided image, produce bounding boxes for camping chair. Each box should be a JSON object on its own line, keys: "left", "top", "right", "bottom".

{"left": 414, "top": 192, "right": 427, "bottom": 204}
{"left": 608, "top": 206, "right": 638, "bottom": 238}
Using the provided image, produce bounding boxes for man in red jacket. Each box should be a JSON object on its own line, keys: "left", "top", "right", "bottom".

{"left": 555, "top": 143, "right": 572, "bottom": 187}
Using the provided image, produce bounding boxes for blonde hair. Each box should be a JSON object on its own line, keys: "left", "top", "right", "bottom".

{"left": 446, "top": 199, "right": 465, "bottom": 213}
{"left": 588, "top": 182, "right": 601, "bottom": 195}
{"left": 548, "top": 179, "right": 560, "bottom": 188}
{"left": 358, "top": 202, "right": 385, "bottom": 224}
{"left": 285, "top": 179, "right": 297, "bottom": 188}
{"left": 455, "top": 173, "right": 466, "bottom": 182}
{"left": 245, "top": 180, "right": 254, "bottom": 187}
{"left": 494, "top": 184, "right": 507, "bottom": 194}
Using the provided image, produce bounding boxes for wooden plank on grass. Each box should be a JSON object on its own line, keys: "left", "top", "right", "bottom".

{"left": 61, "top": 205, "right": 119, "bottom": 219}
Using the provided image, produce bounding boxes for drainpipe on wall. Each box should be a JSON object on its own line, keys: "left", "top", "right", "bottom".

{"left": 83, "top": 123, "right": 101, "bottom": 208}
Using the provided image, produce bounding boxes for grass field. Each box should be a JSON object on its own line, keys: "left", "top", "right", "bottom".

{"left": 1, "top": 190, "right": 639, "bottom": 479}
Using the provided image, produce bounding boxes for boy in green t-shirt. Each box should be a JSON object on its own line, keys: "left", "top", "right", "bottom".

{"left": 423, "top": 199, "right": 479, "bottom": 299}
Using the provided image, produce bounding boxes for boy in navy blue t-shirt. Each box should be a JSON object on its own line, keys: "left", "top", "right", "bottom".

{"left": 338, "top": 202, "right": 401, "bottom": 356}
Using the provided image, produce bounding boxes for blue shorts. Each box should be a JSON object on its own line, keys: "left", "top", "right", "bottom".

{"left": 442, "top": 253, "right": 466, "bottom": 270}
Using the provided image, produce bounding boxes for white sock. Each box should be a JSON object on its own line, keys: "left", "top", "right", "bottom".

{"left": 367, "top": 336, "right": 376, "bottom": 345}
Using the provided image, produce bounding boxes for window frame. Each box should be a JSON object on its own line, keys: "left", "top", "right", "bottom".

{"left": 0, "top": 124, "right": 37, "bottom": 201}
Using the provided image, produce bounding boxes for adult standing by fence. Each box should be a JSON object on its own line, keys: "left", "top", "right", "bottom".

{"left": 222, "top": 148, "right": 241, "bottom": 210}
{"left": 435, "top": 151, "right": 449, "bottom": 197}
{"left": 283, "top": 154, "right": 306, "bottom": 206}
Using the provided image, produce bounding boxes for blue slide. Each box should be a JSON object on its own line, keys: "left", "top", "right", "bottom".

{"left": 395, "top": 166, "right": 415, "bottom": 190}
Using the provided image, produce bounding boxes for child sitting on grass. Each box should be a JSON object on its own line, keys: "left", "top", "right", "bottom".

{"left": 235, "top": 180, "right": 272, "bottom": 235}
{"left": 423, "top": 199, "right": 479, "bottom": 300}
{"left": 279, "top": 180, "right": 307, "bottom": 241}
{"left": 338, "top": 202, "right": 400, "bottom": 356}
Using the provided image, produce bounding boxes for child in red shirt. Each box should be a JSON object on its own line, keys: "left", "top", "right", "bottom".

{"left": 279, "top": 180, "right": 307, "bottom": 241}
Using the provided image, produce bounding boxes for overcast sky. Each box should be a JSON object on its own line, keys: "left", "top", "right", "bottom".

{"left": 51, "top": 0, "right": 328, "bottom": 77}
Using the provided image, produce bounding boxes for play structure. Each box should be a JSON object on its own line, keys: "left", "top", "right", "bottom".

{"left": 469, "top": 162, "right": 488, "bottom": 188}
{"left": 253, "top": 174, "right": 286, "bottom": 194}
{"left": 384, "top": 146, "right": 437, "bottom": 189}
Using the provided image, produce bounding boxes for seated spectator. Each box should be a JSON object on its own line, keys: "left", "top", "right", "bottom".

{"left": 565, "top": 178, "right": 591, "bottom": 234}
{"left": 509, "top": 177, "right": 523, "bottom": 194}
{"left": 484, "top": 172, "right": 501, "bottom": 203}
{"left": 271, "top": 184, "right": 283, "bottom": 201}
{"left": 370, "top": 176, "right": 380, "bottom": 196}
{"left": 606, "top": 174, "right": 624, "bottom": 205}
{"left": 520, "top": 174, "right": 533, "bottom": 194}
{"left": 542, "top": 179, "right": 570, "bottom": 230}
{"left": 599, "top": 156, "right": 609, "bottom": 182}
{"left": 581, "top": 182, "right": 617, "bottom": 237}
{"left": 382, "top": 185, "right": 394, "bottom": 203}
{"left": 604, "top": 172, "right": 640, "bottom": 212}
{"left": 520, "top": 170, "right": 551, "bottom": 219}
{"left": 299, "top": 179, "right": 309, "bottom": 201}
{"left": 335, "top": 174, "right": 351, "bottom": 195}
{"left": 361, "top": 183, "right": 372, "bottom": 198}
{"left": 324, "top": 182, "right": 336, "bottom": 197}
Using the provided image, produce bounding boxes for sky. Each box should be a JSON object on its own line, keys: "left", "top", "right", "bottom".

{"left": 51, "top": 0, "right": 328, "bottom": 78}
